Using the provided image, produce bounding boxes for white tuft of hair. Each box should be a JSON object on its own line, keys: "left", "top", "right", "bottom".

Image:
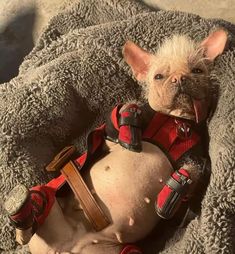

{"left": 159, "top": 35, "right": 195, "bottom": 58}
{"left": 155, "top": 35, "right": 206, "bottom": 67}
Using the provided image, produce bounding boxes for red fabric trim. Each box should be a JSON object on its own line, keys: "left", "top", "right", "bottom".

{"left": 122, "top": 112, "right": 130, "bottom": 118}
{"left": 94, "top": 124, "right": 106, "bottom": 132}
{"left": 157, "top": 185, "right": 173, "bottom": 209}
{"left": 178, "top": 168, "right": 190, "bottom": 178}
{"left": 12, "top": 185, "right": 57, "bottom": 226}
{"left": 75, "top": 152, "right": 88, "bottom": 167}
{"left": 11, "top": 200, "right": 32, "bottom": 221}
{"left": 171, "top": 170, "right": 188, "bottom": 181}
{"left": 143, "top": 112, "right": 169, "bottom": 139}
{"left": 169, "top": 132, "right": 200, "bottom": 161}
{"left": 119, "top": 125, "right": 131, "bottom": 145}
{"left": 157, "top": 169, "right": 190, "bottom": 210}
{"left": 152, "top": 118, "right": 178, "bottom": 150}
{"left": 30, "top": 185, "right": 56, "bottom": 225}
{"left": 111, "top": 105, "right": 120, "bottom": 130}
{"left": 143, "top": 112, "right": 200, "bottom": 161}
{"left": 46, "top": 174, "right": 66, "bottom": 190}
{"left": 120, "top": 245, "right": 142, "bottom": 254}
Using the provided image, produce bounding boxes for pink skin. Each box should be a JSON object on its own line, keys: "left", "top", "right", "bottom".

{"left": 123, "top": 29, "right": 228, "bottom": 123}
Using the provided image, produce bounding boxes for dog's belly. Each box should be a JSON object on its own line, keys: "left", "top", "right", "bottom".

{"left": 29, "top": 141, "right": 173, "bottom": 253}
{"left": 83, "top": 140, "right": 174, "bottom": 242}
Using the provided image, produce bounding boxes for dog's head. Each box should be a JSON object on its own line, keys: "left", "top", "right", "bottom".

{"left": 123, "top": 29, "right": 228, "bottom": 122}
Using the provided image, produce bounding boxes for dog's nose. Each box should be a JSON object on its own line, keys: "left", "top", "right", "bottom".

{"left": 171, "top": 75, "right": 186, "bottom": 84}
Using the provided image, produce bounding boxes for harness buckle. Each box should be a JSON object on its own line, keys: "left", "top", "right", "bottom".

{"left": 175, "top": 120, "right": 192, "bottom": 139}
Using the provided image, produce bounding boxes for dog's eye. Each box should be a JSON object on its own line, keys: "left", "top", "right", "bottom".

{"left": 192, "top": 68, "right": 203, "bottom": 74}
{"left": 154, "top": 74, "right": 164, "bottom": 80}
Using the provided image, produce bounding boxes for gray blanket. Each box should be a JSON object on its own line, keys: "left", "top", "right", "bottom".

{"left": 0, "top": 0, "right": 234, "bottom": 253}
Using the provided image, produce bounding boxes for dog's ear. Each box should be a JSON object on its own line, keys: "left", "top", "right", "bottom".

{"left": 200, "top": 29, "right": 228, "bottom": 61}
{"left": 123, "top": 41, "right": 151, "bottom": 81}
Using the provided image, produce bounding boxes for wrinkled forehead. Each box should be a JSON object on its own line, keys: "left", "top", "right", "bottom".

{"left": 151, "top": 57, "right": 190, "bottom": 74}
{"left": 150, "top": 35, "right": 205, "bottom": 74}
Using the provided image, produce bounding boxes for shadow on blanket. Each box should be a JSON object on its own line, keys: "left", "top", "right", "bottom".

{"left": 0, "top": 0, "right": 234, "bottom": 253}
{"left": 0, "top": 7, "right": 36, "bottom": 83}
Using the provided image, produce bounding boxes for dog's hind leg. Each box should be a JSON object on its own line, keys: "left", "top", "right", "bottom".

{"left": 71, "top": 232, "right": 142, "bottom": 254}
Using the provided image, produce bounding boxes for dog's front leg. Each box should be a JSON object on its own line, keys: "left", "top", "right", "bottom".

{"left": 155, "top": 153, "right": 209, "bottom": 220}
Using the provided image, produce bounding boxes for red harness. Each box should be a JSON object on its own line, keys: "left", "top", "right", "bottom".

{"left": 7, "top": 104, "right": 202, "bottom": 254}
{"left": 46, "top": 105, "right": 200, "bottom": 194}
{"left": 142, "top": 112, "right": 200, "bottom": 162}
{"left": 13, "top": 104, "right": 201, "bottom": 253}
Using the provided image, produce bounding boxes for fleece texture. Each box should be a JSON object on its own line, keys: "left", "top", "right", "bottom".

{"left": 0, "top": 0, "right": 234, "bottom": 253}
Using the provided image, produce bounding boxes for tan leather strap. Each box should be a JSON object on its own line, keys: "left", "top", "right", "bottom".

{"left": 46, "top": 146, "right": 76, "bottom": 172}
{"left": 61, "top": 161, "right": 110, "bottom": 231}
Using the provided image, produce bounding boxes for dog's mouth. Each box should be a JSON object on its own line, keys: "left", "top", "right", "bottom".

{"left": 169, "top": 93, "right": 209, "bottom": 123}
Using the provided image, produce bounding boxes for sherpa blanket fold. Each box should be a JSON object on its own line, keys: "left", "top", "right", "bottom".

{"left": 0, "top": 0, "right": 234, "bottom": 253}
